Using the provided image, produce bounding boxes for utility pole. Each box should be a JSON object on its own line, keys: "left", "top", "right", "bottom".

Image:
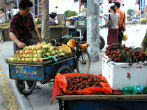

{"left": 87, "top": 0, "right": 100, "bottom": 61}
{"left": 16, "top": 0, "right": 19, "bottom": 8}
{"left": 30, "top": 0, "right": 35, "bottom": 20}
{"left": 41, "top": 0, "right": 50, "bottom": 42}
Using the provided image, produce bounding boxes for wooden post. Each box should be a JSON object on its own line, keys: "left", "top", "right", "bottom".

{"left": 87, "top": 0, "right": 100, "bottom": 61}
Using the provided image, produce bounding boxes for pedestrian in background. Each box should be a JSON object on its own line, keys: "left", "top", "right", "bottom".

{"left": 7, "top": 8, "right": 12, "bottom": 22}
{"left": 107, "top": 6, "right": 119, "bottom": 45}
{"left": 12, "top": 7, "right": 19, "bottom": 16}
{"left": 9, "top": 0, "right": 42, "bottom": 53}
{"left": 0, "top": 9, "right": 6, "bottom": 23}
{"left": 115, "top": 2, "right": 126, "bottom": 44}
{"left": 49, "top": 12, "right": 57, "bottom": 25}
{"left": 0, "top": 9, "right": 6, "bottom": 42}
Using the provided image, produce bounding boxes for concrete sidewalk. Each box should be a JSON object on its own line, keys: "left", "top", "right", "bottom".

{"left": 0, "top": 42, "right": 32, "bottom": 110}
{"left": 0, "top": 63, "right": 18, "bottom": 110}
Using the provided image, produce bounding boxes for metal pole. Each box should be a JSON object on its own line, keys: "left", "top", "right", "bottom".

{"left": 140, "top": 0, "right": 142, "bottom": 18}
{"left": 16, "top": 0, "right": 19, "bottom": 8}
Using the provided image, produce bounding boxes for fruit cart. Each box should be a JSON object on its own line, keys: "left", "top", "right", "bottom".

{"left": 56, "top": 94, "right": 147, "bottom": 110}
{"left": 6, "top": 43, "right": 91, "bottom": 96}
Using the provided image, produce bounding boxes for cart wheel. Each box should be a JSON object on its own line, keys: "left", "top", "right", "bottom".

{"left": 77, "top": 51, "right": 91, "bottom": 73}
{"left": 15, "top": 80, "right": 37, "bottom": 96}
{"left": 57, "top": 66, "right": 73, "bottom": 74}
{"left": 100, "top": 36, "right": 105, "bottom": 50}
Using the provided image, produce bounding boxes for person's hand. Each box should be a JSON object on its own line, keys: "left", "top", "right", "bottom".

{"left": 17, "top": 41, "right": 26, "bottom": 48}
{"left": 38, "top": 35, "right": 43, "bottom": 42}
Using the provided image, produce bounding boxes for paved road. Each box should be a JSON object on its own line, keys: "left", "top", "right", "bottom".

{"left": 0, "top": 24, "right": 146, "bottom": 110}
{"left": 100, "top": 24, "right": 147, "bottom": 51}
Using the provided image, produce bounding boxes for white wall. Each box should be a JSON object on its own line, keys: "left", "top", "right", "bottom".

{"left": 49, "top": 0, "right": 80, "bottom": 14}
{"left": 123, "top": 0, "right": 137, "bottom": 10}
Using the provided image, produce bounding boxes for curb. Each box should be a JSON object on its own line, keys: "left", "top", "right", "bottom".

{"left": 0, "top": 54, "right": 32, "bottom": 110}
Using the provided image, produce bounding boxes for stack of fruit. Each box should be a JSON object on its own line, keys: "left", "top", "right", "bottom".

{"left": 105, "top": 44, "right": 147, "bottom": 63}
{"left": 55, "top": 73, "right": 112, "bottom": 95}
{"left": 66, "top": 75, "right": 106, "bottom": 91}
{"left": 7, "top": 42, "right": 72, "bottom": 63}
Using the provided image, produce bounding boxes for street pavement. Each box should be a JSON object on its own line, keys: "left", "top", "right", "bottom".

{"left": 0, "top": 24, "right": 146, "bottom": 110}
{"left": 0, "top": 64, "right": 18, "bottom": 110}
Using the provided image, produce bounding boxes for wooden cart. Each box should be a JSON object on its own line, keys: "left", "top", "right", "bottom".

{"left": 6, "top": 49, "right": 91, "bottom": 96}
{"left": 56, "top": 94, "right": 147, "bottom": 110}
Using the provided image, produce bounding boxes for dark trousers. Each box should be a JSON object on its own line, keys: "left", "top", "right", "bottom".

{"left": 118, "top": 27, "right": 125, "bottom": 44}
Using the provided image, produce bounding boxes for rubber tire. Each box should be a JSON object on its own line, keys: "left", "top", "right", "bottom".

{"left": 15, "top": 80, "right": 37, "bottom": 96}
{"left": 57, "top": 66, "right": 73, "bottom": 74}
{"left": 100, "top": 36, "right": 105, "bottom": 50}
{"left": 77, "top": 51, "right": 91, "bottom": 73}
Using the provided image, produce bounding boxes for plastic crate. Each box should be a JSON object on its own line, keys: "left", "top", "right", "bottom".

{"left": 102, "top": 55, "right": 147, "bottom": 90}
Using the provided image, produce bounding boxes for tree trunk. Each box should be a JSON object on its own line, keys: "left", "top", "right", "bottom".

{"left": 87, "top": 0, "right": 100, "bottom": 61}
{"left": 41, "top": 0, "right": 50, "bottom": 42}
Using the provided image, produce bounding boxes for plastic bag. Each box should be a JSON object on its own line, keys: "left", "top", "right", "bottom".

{"left": 55, "top": 73, "right": 112, "bottom": 95}
{"left": 122, "top": 31, "right": 128, "bottom": 41}
{"left": 67, "top": 39, "right": 75, "bottom": 49}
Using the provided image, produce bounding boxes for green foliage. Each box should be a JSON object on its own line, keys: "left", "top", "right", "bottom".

{"left": 127, "top": 9, "right": 135, "bottom": 16}
{"left": 64, "top": 10, "right": 78, "bottom": 17}
{"left": 64, "top": 10, "right": 71, "bottom": 17}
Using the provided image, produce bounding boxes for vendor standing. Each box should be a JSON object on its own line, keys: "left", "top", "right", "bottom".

{"left": 9, "top": 0, "right": 42, "bottom": 53}
{"left": 0, "top": 9, "right": 6, "bottom": 23}
{"left": 0, "top": 9, "right": 6, "bottom": 42}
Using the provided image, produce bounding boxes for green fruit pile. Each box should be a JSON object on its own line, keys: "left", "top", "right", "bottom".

{"left": 8, "top": 42, "right": 72, "bottom": 62}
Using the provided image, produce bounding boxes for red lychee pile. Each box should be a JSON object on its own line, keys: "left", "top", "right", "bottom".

{"left": 105, "top": 44, "right": 147, "bottom": 63}
{"left": 66, "top": 75, "right": 106, "bottom": 91}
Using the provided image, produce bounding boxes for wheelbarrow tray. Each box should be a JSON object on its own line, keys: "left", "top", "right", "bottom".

{"left": 6, "top": 54, "right": 76, "bottom": 81}
{"left": 56, "top": 94, "right": 147, "bottom": 110}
